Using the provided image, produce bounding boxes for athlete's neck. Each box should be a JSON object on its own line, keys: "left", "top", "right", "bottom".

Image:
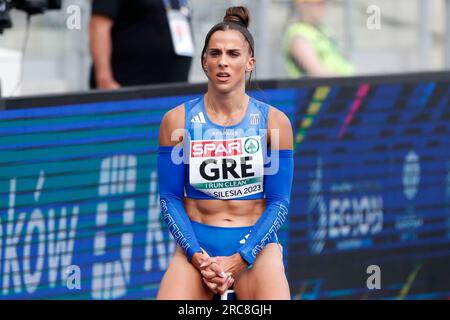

{"left": 205, "top": 90, "right": 248, "bottom": 116}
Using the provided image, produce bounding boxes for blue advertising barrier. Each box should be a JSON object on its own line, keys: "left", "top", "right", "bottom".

{"left": 0, "top": 72, "right": 449, "bottom": 299}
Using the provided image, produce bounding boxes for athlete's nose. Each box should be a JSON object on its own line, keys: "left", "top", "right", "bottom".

{"left": 218, "top": 54, "right": 229, "bottom": 68}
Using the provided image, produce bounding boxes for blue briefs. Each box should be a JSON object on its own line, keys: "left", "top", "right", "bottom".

{"left": 191, "top": 220, "right": 279, "bottom": 258}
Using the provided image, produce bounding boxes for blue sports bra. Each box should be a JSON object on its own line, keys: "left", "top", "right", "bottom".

{"left": 183, "top": 95, "right": 270, "bottom": 200}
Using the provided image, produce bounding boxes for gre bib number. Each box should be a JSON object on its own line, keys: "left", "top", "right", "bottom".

{"left": 189, "top": 136, "right": 264, "bottom": 199}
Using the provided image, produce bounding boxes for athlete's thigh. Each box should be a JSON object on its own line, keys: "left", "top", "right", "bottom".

{"left": 157, "top": 246, "right": 213, "bottom": 300}
{"left": 234, "top": 243, "right": 290, "bottom": 300}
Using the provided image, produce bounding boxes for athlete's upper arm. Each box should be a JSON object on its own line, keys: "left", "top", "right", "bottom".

{"left": 267, "top": 107, "right": 293, "bottom": 150}
{"left": 158, "top": 105, "right": 185, "bottom": 147}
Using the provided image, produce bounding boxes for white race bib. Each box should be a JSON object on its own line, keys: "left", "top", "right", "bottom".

{"left": 189, "top": 136, "right": 264, "bottom": 199}
{"left": 167, "top": 10, "right": 194, "bottom": 57}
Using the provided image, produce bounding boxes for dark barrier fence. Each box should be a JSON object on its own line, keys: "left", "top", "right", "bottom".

{"left": 0, "top": 72, "right": 449, "bottom": 299}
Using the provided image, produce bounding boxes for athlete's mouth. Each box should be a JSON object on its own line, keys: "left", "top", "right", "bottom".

{"left": 216, "top": 72, "right": 231, "bottom": 81}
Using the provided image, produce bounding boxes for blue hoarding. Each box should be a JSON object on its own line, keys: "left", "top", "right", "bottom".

{"left": 0, "top": 73, "right": 449, "bottom": 299}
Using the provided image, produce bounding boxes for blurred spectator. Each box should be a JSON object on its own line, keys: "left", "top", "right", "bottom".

{"left": 89, "top": 0, "right": 193, "bottom": 89}
{"left": 283, "top": 0, "right": 354, "bottom": 77}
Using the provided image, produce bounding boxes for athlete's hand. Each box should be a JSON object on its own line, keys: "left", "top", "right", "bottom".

{"left": 199, "top": 254, "right": 246, "bottom": 295}
{"left": 200, "top": 257, "right": 234, "bottom": 295}
{"left": 191, "top": 251, "right": 231, "bottom": 294}
{"left": 201, "top": 270, "right": 233, "bottom": 295}
{"left": 213, "top": 253, "right": 248, "bottom": 280}
{"left": 191, "top": 251, "right": 209, "bottom": 271}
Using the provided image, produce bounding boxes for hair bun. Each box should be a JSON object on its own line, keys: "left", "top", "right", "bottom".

{"left": 223, "top": 6, "right": 250, "bottom": 28}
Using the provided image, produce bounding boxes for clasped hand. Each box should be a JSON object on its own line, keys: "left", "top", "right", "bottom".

{"left": 192, "top": 252, "right": 247, "bottom": 295}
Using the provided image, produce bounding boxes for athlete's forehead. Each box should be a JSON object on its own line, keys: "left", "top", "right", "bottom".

{"left": 206, "top": 29, "right": 248, "bottom": 51}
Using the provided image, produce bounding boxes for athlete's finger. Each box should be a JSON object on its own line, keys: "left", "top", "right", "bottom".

{"left": 203, "top": 274, "right": 228, "bottom": 286}
{"left": 202, "top": 277, "right": 219, "bottom": 294}
{"left": 202, "top": 262, "right": 226, "bottom": 278}
{"left": 208, "top": 262, "right": 227, "bottom": 278}
{"left": 201, "top": 269, "right": 217, "bottom": 280}
{"left": 217, "top": 278, "right": 233, "bottom": 295}
{"left": 200, "top": 257, "right": 218, "bottom": 268}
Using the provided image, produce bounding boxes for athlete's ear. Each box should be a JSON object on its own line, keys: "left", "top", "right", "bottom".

{"left": 246, "top": 56, "right": 256, "bottom": 73}
{"left": 202, "top": 55, "right": 208, "bottom": 73}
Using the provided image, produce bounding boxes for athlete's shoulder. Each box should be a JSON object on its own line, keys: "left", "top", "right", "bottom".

{"left": 268, "top": 106, "right": 291, "bottom": 130}
{"left": 162, "top": 95, "right": 203, "bottom": 122}
{"left": 267, "top": 106, "right": 293, "bottom": 149}
{"left": 159, "top": 104, "right": 185, "bottom": 146}
{"left": 251, "top": 97, "right": 270, "bottom": 107}
{"left": 161, "top": 104, "right": 185, "bottom": 129}
{"left": 184, "top": 95, "right": 203, "bottom": 112}
{"left": 249, "top": 97, "right": 271, "bottom": 116}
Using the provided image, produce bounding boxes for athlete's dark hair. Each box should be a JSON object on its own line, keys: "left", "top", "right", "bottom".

{"left": 201, "top": 6, "right": 255, "bottom": 80}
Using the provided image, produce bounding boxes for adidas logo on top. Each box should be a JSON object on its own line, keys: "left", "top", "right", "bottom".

{"left": 191, "top": 112, "right": 206, "bottom": 124}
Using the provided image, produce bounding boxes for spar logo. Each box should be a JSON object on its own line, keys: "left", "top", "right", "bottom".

{"left": 191, "top": 139, "right": 242, "bottom": 158}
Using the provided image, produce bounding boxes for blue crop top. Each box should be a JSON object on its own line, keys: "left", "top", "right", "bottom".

{"left": 158, "top": 95, "right": 294, "bottom": 264}
{"left": 183, "top": 96, "right": 269, "bottom": 200}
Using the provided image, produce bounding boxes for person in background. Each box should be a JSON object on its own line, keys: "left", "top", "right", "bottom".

{"left": 283, "top": 0, "right": 354, "bottom": 77}
{"left": 89, "top": 0, "right": 194, "bottom": 89}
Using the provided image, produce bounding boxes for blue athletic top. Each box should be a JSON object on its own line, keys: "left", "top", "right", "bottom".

{"left": 158, "top": 95, "right": 294, "bottom": 264}
{"left": 183, "top": 95, "right": 270, "bottom": 200}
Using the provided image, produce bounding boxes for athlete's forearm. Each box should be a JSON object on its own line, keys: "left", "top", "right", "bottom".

{"left": 158, "top": 146, "right": 203, "bottom": 261}
{"left": 237, "top": 150, "right": 294, "bottom": 265}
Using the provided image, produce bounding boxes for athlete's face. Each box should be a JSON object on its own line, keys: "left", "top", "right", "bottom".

{"left": 203, "top": 29, "right": 255, "bottom": 93}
